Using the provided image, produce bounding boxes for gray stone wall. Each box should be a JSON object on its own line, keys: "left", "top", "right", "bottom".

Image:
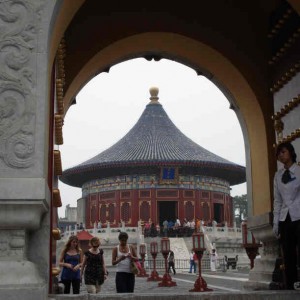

{"left": 0, "top": 0, "right": 59, "bottom": 299}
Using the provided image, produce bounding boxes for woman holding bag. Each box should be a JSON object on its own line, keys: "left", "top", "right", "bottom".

{"left": 112, "top": 232, "right": 139, "bottom": 293}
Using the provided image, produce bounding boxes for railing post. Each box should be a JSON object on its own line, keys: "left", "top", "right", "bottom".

{"left": 222, "top": 257, "right": 227, "bottom": 272}
{"left": 224, "top": 221, "right": 228, "bottom": 235}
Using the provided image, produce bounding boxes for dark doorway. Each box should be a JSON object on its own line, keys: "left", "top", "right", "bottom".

{"left": 213, "top": 203, "right": 224, "bottom": 224}
{"left": 158, "top": 201, "right": 177, "bottom": 226}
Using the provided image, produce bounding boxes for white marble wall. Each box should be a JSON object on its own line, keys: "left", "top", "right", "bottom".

{"left": 0, "top": 0, "right": 59, "bottom": 299}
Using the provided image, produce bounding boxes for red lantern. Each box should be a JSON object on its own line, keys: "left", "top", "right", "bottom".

{"left": 161, "top": 237, "right": 170, "bottom": 254}
{"left": 150, "top": 241, "right": 158, "bottom": 255}
{"left": 148, "top": 241, "right": 162, "bottom": 282}
{"left": 137, "top": 243, "right": 148, "bottom": 278}
{"left": 241, "top": 221, "right": 261, "bottom": 269}
{"left": 242, "top": 221, "right": 256, "bottom": 246}
{"left": 190, "top": 232, "right": 212, "bottom": 292}
{"left": 140, "top": 243, "right": 146, "bottom": 255}
{"left": 158, "top": 237, "right": 176, "bottom": 287}
{"left": 192, "top": 232, "right": 205, "bottom": 251}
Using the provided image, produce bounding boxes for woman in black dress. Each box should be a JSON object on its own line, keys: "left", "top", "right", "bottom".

{"left": 81, "top": 237, "right": 108, "bottom": 294}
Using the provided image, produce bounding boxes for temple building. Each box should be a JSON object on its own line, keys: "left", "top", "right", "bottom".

{"left": 60, "top": 87, "right": 246, "bottom": 229}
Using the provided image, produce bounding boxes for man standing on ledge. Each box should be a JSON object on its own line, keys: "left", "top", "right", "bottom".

{"left": 273, "top": 142, "right": 300, "bottom": 290}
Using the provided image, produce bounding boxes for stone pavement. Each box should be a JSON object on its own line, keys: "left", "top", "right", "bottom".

{"left": 49, "top": 268, "right": 300, "bottom": 300}
{"left": 77, "top": 268, "right": 197, "bottom": 295}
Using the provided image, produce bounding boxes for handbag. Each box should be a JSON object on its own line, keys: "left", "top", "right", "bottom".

{"left": 130, "top": 260, "right": 141, "bottom": 275}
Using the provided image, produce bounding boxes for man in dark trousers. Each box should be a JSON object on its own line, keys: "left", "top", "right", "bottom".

{"left": 168, "top": 251, "right": 176, "bottom": 275}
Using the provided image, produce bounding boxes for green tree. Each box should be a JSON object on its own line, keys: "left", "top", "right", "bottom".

{"left": 232, "top": 194, "right": 248, "bottom": 227}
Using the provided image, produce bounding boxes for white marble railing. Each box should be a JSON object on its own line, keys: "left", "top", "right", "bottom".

{"left": 61, "top": 225, "right": 140, "bottom": 244}
{"left": 203, "top": 222, "right": 242, "bottom": 239}
{"left": 60, "top": 222, "right": 145, "bottom": 258}
{"left": 202, "top": 226, "right": 214, "bottom": 254}
{"left": 61, "top": 222, "right": 242, "bottom": 250}
{"left": 201, "top": 222, "right": 242, "bottom": 256}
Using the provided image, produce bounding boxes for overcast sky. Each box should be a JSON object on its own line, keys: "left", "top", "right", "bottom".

{"left": 58, "top": 58, "right": 247, "bottom": 218}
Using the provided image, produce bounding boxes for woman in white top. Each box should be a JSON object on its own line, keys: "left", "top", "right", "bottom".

{"left": 112, "top": 232, "right": 138, "bottom": 293}
{"left": 273, "top": 142, "right": 300, "bottom": 290}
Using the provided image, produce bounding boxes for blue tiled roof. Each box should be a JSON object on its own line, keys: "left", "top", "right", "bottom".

{"left": 61, "top": 89, "right": 246, "bottom": 187}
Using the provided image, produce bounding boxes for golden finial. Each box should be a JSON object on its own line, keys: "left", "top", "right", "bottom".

{"left": 149, "top": 87, "right": 159, "bottom": 103}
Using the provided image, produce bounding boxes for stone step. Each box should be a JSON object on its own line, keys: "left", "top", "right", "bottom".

{"left": 48, "top": 291, "right": 300, "bottom": 300}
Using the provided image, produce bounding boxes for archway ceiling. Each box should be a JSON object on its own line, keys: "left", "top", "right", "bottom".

{"left": 57, "top": 0, "right": 298, "bottom": 216}
{"left": 62, "top": 0, "right": 281, "bottom": 104}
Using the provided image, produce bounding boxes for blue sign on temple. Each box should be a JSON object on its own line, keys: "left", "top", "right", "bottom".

{"left": 162, "top": 167, "right": 175, "bottom": 179}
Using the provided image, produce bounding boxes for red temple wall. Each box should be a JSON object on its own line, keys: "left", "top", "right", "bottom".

{"left": 84, "top": 188, "right": 233, "bottom": 228}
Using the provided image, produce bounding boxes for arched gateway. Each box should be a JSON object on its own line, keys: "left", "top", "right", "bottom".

{"left": 60, "top": 87, "right": 246, "bottom": 229}
{"left": 0, "top": 1, "right": 300, "bottom": 299}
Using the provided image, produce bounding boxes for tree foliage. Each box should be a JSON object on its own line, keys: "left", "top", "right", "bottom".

{"left": 232, "top": 194, "right": 248, "bottom": 227}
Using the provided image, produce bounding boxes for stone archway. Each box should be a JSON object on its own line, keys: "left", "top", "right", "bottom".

{"left": 49, "top": 6, "right": 274, "bottom": 294}
{"left": 49, "top": 5, "right": 277, "bottom": 292}
{"left": 62, "top": 32, "right": 272, "bottom": 217}
{"left": 5, "top": 1, "right": 300, "bottom": 298}
{"left": 49, "top": 0, "right": 300, "bottom": 227}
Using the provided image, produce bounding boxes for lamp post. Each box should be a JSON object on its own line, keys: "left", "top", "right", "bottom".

{"left": 148, "top": 241, "right": 162, "bottom": 281}
{"left": 242, "top": 221, "right": 261, "bottom": 269}
{"left": 137, "top": 243, "right": 148, "bottom": 277}
{"left": 189, "top": 232, "right": 212, "bottom": 292}
{"left": 158, "top": 237, "right": 177, "bottom": 287}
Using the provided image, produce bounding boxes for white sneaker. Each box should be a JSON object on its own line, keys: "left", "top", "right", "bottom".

{"left": 294, "top": 282, "right": 300, "bottom": 290}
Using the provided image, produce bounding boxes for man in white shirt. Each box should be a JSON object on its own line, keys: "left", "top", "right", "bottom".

{"left": 190, "top": 219, "right": 195, "bottom": 230}
{"left": 273, "top": 142, "right": 300, "bottom": 290}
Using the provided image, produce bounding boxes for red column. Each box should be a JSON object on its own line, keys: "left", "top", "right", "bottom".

{"left": 131, "top": 189, "right": 139, "bottom": 226}
{"left": 178, "top": 190, "right": 184, "bottom": 221}
{"left": 86, "top": 196, "right": 91, "bottom": 228}
{"left": 195, "top": 191, "right": 201, "bottom": 221}
{"left": 151, "top": 190, "right": 157, "bottom": 225}
{"left": 115, "top": 191, "right": 120, "bottom": 226}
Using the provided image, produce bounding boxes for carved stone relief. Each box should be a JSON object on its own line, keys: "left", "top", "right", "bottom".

{"left": 0, "top": 229, "right": 25, "bottom": 259}
{"left": 0, "top": 0, "right": 38, "bottom": 168}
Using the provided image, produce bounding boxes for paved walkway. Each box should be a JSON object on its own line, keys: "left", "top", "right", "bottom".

{"left": 52, "top": 268, "right": 299, "bottom": 298}
{"left": 50, "top": 268, "right": 300, "bottom": 299}
{"left": 81, "top": 268, "right": 198, "bottom": 294}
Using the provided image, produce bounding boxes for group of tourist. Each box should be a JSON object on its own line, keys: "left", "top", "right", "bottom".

{"left": 143, "top": 218, "right": 198, "bottom": 238}
{"left": 59, "top": 141, "right": 300, "bottom": 293}
{"left": 143, "top": 221, "right": 160, "bottom": 237}
{"left": 59, "top": 231, "right": 138, "bottom": 294}
{"left": 169, "top": 248, "right": 218, "bottom": 275}
{"left": 59, "top": 232, "right": 220, "bottom": 295}
{"left": 188, "top": 249, "right": 218, "bottom": 273}
{"left": 161, "top": 218, "right": 197, "bottom": 237}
